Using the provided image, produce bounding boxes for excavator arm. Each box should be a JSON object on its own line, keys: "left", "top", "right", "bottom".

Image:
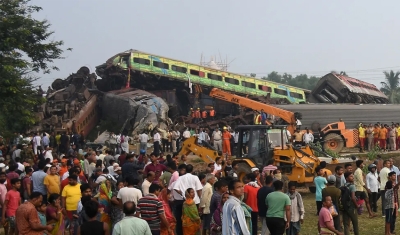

{"left": 177, "top": 136, "right": 220, "bottom": 164}
{"left": 209, "top": 88, "right": 297, "bottom": 134}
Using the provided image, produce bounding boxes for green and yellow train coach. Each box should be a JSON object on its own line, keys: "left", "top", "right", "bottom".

{"left": 104, "top": 49, "right": 307, "bottom": 104}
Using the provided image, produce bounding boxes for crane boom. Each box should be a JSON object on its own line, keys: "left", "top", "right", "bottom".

{"left": 209, "top": 88, "right": 297, "bottom": 133}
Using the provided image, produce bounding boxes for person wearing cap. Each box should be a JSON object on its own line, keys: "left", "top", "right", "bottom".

{"left": 322, "top": 175, "right": 342, "bottom": 232}
{"left": 61, "top": 174, "right": 81, "bottom": 224}
{"left": 251, "top": 167, "right": 262, "bottom": 187}
{"left": 243, "top": 173, "right": 259, "bottom": 235}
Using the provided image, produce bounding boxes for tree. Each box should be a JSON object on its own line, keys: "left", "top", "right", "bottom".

{"left": 0, "top": 0, "right": 69, "bottom": 135}
{"left": 380, "top": 70, "right": 400, "bottom": 103}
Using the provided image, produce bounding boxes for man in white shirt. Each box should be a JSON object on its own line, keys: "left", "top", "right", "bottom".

{"left": 117, "top": 176, "right": 143, "bottom": 205}
{"left": 139, "top": 132, "right": 149, "bottom": 153}
{"left": 43, "top": 147, "right": 53, "bottom": 162}
{"left": 141, "top": 171, "right": 155, "bottom": 195}
{"left": 182, "top": 128, "right": 191, "bottom": 140}
{"left": 173, "top": 164, "right": 202, "bottom": 235}
{"left": 366, "top": 164, "right": 379, "bottom": 213}
{"left": 379, "top": 159, "right": 391, "bottom": 216}
{"left": 302, "top": 129, "right": 314, "bottom": 144}
{"left": 212, "top": 128, "right": 222, "bottom": 152}
{"left": 389, "top": 158, "right": 400, "bottom": 183}
{"left": 153, "top": 131, "right": 161, "bottom": 156}
{"left": 32, "top": 133, "right": 41, "bottom": 155}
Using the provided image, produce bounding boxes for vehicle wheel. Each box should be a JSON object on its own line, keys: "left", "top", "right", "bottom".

{"left": 323, "top": 133, "right": 344, "bottom": 153}
{"left": 236, "top": 162, "right": 253, "bottom": 182}
{"left": 309, "top": 186, "right": 316, "bottom": 193}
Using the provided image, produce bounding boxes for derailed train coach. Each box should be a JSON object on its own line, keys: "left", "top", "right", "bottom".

{"left": 309, "top": 73, "right": 388, "bottom": 104}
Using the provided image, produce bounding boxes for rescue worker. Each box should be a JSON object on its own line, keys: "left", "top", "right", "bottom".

{"left": 209, "top": 107, "right": 215, "bottom": 120}
{"left": 397, "top": 123, "right": 400, "bottom": 150}
{"left": 190, "top": 108, "right": 195, "bottom": 123}
{"left": 260, "top": 109, "right": 267, "bottom": 124}
{"left": 378, "top": 125, "right": 387, "bottom": 150}
{"left": 389, "top": 124, "right": 397, "bottom": 151}
{"left": 194, "top": 107, "right": 201, "bottom": 123}
{"left": 222, "top": 126, "right": 232, "bottom": 156}
{"left": 366, "top": 124, "right": 374, "bottom": 151}
{"left": 201, "top": 109, "right": 207, "bottom": 119}
{"left": 358, "top": 123, "right": 366, "bottom": 152}
{"left": 254, "top": 111, "right": 261, "bottom": 125}
{"left": 373, "top": 124, "right": 380, "bottom": 147}
{"left": 212, "top": 128, "right": 222, "bottom": 152}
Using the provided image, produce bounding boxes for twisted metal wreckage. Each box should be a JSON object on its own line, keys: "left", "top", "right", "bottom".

{"left": 32, "top": 67, "right": 172, "bottom": 141}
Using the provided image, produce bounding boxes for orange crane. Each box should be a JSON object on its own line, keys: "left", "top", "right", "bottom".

{"left": 209, "top": 88, "right": 357, "bottom": 153}
{"left": 209, "top": 88, "right": 298, "bottom": 134}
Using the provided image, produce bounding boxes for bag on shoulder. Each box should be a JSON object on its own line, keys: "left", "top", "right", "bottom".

{"left": 339, "top": 184, "right": 352, "bottom": 210}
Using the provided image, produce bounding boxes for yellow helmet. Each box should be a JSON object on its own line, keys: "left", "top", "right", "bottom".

{"left": 190, "top": 108, "right": 193, "bottom": 110}
{"left": 197, "top": 107, "right": 200, "bottom": 110}
{"left": 223, "top": 126, "right": 227, "bottom": 130}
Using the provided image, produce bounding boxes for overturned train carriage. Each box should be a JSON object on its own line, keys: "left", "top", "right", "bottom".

{"left": 309, "top": 73, "right": 388, "bottom": 104}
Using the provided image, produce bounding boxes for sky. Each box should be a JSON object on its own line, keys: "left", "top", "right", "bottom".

{"left": 31, "top": 0, "right": 400, "bottom": 89}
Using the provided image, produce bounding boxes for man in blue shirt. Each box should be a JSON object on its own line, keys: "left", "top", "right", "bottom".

{"left": 31, "top": 161, "right": 48, "bottom": 203}
{"left": 314, "top": 166, "right": 327, "bottom": 215}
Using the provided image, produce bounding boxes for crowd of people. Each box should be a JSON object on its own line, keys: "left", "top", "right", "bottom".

{"left": 316, "top": 157, "right": 400, "bottom": 235}
{"left": 0, "top": 126, "right": 399, "bottom": 235}
{"left": 358, "top": 123, "right": 400, "bottom": 152}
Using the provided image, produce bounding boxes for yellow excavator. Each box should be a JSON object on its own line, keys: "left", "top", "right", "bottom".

{"left": 177, "top": 88, "right": 344, "bottom": 192}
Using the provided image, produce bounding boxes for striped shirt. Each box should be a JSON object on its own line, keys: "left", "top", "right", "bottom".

{"left": 136, "top": 194, "right": 164, "bottom": 231}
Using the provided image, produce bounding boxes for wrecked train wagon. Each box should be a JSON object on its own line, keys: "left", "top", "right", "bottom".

{"left": 309, "top": 73, "right": 388, "bottom": 104}
{"left": 95, "top": 49, "right": 308, "bottom": 104}
{"left": 101, "top": 89, "right": 171, "bottom": 136}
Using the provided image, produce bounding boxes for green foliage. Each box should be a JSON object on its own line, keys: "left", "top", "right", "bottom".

{"left": 380, "top": 70, "right": 400, "bottom": 103}
{"left": 261, "top": 72, "right": 320, "bottom": 90}
{"left": 0, "top": 0, "right": 69, "bottom": 134}
{"left": 366, "top": 146, "right": 381, "bottom": 160}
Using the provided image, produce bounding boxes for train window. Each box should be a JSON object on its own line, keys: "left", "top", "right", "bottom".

{"left": 172, "top": 65, "right": 187, "bottom": 73}
{"left": 242, "top": 81, "right": 256, "bottom": 89}
{"left": 258, "top": 84, "right": 272, "bottom": 92}
{"left": 189, "top": 69, "right": 205, "bottom": 77}
{"left": 207, "top": 73, "right": 223, "bottom": 81}
{"left": 133, "top": 57, "right": 150, "bottom": 65}
{"left": 120, "top": 56, "right": 129, "bottom": 66}
{"left": 225, "top": 77, "right": 239, "bottom": 85}
{"left": 290, "top": 92, "right": 303, "bottom": 99}
{"left": 274, "top": 88, "right": 288, "bottom": 96}
{"left": 153, "top": 61, "right": 169, "bottom": 69}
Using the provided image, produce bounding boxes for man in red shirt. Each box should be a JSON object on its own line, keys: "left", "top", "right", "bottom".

{"left": 243, "top": 173, "right": 260, "bottom": 235}
{"left": 318, "top": 195, "right": 343, "bottom": 235}
{"left": 143, "top": 153, "right": 166, "bottom": 184}
{"left": 16, "top": 192, "right": 53, "bottom": 235}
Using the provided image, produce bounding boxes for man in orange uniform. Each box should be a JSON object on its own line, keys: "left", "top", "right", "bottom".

{"left": 378, "top": 125, "right": 388, "bottom": 150}
{"left": 222, "top": 126, "right": 232, "bottom": 156}
{"left": 201, "top": 109, "right": 207, "bottom": 119}
{"left": 209, "top": 107, "right": 215, "bottom": 120}
{"left": 373, "top": 124, "right": 380, "bottom": 148}
{"left": 194, "top": 108, "right": 201, "bottom": 123}
{"left": 358, "top": 124, "right": 366, "bottom": 152}
{"left": 190, "top": 108, "right": 195, "bottom": 123}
